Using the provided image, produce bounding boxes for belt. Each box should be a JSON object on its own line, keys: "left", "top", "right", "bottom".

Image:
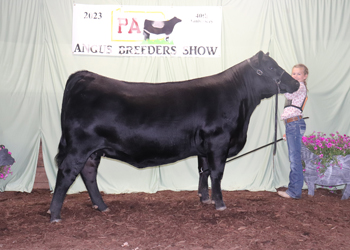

{"left": 285, "top": 115, "right": 303, "bottom": 124}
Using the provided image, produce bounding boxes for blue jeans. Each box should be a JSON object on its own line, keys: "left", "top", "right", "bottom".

{"left": 285, "top": 118, "right": 306, "bottom": 199}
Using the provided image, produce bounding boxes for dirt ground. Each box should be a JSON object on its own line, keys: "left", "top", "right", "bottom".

{"left": 1, "top": 188, "right": 350, "bottom": 250}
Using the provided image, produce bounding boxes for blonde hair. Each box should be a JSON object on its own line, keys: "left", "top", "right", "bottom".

{"left": 293, "top": 64, "right": 309, "bottom": 88}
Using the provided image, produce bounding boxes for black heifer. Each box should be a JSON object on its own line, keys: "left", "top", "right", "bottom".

{"left": 143, "top": 17, "right": 181, "bottom": 41}
{"left": 49, "top": 51, "right": 299, "bottom": 222}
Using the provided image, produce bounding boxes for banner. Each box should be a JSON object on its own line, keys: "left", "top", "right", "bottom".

{"left": 72, "top": 4, "right": 222, "bottom": 57}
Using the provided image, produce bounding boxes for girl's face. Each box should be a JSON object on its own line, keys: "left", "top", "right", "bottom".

{"left": 292, "top": 67, "right": 308, "bottom": 82}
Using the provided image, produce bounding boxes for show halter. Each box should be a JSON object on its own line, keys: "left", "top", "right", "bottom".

{"left": 226, "top": 59, "right": 309, "bottom": 163}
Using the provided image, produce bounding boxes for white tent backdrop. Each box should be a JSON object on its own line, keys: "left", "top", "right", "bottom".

{"left": 1, "top": 0, "right": 349, "bottom": 194}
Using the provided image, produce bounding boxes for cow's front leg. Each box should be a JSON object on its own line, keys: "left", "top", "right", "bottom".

{"left": 49, "top": 157, "right": 84, "bottom": 222}
{"left": 208, "top": 152, "right": 227, "bottom": 211}
{"left": 80, "top": 151, "right": 109, "bottom": 212}
{"left": 198, "top": 156, "right": 213, "bottom": 204}
{"left": 143, "top": 30, "right": 150, "bottom": 40}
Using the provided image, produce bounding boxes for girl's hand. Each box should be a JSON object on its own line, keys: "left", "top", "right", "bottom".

{"left": 283, "top": 134, "right": 286, "bottom": 141}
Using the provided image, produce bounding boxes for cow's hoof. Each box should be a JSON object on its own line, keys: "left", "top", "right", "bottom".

{"left": 201, "top": 198, "right": 215, "bottom": 205}
{"left": 216, "top": 205, "right": 227, "bottom": 211}
{"left": 102, "top": 208, "right": 110, "bottom": 213}
{"left": 92, "top": 205, "right": 110, "bottom": 212}
{"left": 50, "top": 218, "right": 62, "bottom": 223}
{"left": 215, "top": 201, "right": 227, "bottom": 211}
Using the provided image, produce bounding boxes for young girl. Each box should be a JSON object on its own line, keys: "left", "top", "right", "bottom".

{"left": 278, "top": 64, "right": 308, "bottom": 199}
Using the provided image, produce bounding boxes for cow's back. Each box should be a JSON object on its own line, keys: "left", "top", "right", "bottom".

{"left": 67, "top": 70, "right": 238, "bottom": 123}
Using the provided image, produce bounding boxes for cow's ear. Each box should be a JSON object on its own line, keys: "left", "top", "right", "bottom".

{"left": 266, "top": 52, "right": 270, "bottom": 57}
{"left": 258, "top": 51, "right": 264, "bottom": 63}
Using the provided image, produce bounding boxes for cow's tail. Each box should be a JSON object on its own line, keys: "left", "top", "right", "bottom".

{"left": 55, "top": 71, "right": 89, "bottom": 168}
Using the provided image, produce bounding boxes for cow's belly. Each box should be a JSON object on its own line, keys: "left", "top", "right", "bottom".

{"left": 95, "top": 126, "right": 197, "bottom": 168}
{"left": 103, "top": 140, "right": 196, "bottom": 168}
{"left": 84, "top": 113, "right": 201, "bottom": 168}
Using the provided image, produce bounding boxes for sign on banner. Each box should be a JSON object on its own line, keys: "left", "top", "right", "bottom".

{"left": 72, "top": 4, "right": 222, "bottom": 57}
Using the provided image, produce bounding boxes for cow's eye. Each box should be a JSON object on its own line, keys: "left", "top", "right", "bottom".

{"left": 269, "top": 66, "right": 275, "bottom": 70}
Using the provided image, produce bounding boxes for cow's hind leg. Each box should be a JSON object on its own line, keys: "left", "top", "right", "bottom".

{"left": 49, "top": 155, "right": 85, "bottom": 223}
{"left": 198, "top": 156, "right": 213, "bottom": 204}
{"left": 80, "top": 150, "right": 109, "bottom": 212}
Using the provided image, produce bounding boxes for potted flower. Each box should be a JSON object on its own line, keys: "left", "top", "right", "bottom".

{"left": 0, "top": 145, "right": 15, "bottom": 180}
{"left": 301, "top": 132, "right": 350, "bottom": 199}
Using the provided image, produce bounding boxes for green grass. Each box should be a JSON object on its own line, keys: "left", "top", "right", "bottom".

{"left": 141, "top": 38, "right": 174, "bottom": 45}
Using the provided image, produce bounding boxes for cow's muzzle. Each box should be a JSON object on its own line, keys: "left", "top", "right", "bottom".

{"left": 278, "top": 72, "right": 299, "bottom": 93}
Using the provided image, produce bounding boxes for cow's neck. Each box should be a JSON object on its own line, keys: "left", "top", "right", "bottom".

{"left": 231, "top": 61, "right": 264, "bottom": 138}
{"left": 231, "top": 61, "right": 262, "bottom": 110}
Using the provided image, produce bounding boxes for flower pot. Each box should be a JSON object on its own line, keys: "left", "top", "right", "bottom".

{"left": 0, "top": 145, "right": 15, "bottom": 180}
{"left": 301, "top": 144, "right": 350, "bottom": 200}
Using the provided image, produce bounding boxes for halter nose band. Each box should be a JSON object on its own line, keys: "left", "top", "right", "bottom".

{"left": 278, "top": 70, "right": 285, "bottom": 82}
{"left": 275, "top": 71, "right": 284, "bottom": 85}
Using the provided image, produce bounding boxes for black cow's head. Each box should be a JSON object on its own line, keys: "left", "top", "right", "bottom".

{"left": 172, "top": 17, "right": 182, "bottom": 24}
{"left": 248, "top": 51, "right": 300, "bottom": 98}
